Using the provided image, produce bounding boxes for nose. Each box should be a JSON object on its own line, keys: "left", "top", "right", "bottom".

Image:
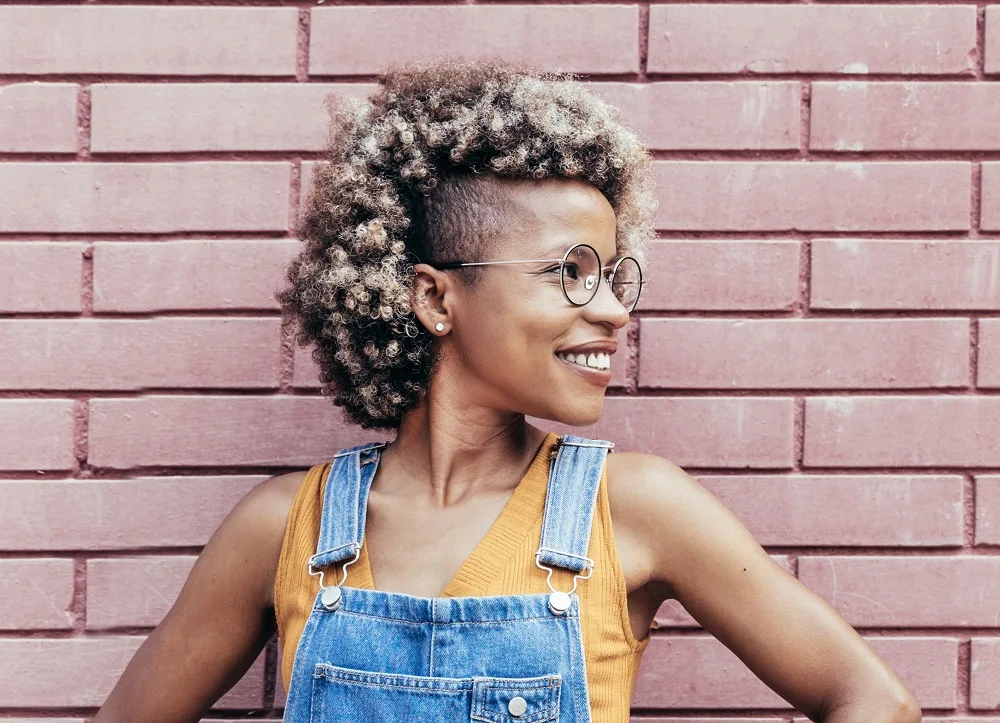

{"left": 582, "top": 276, "right": 630, "bottom": 331}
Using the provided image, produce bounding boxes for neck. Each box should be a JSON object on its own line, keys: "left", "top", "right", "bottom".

{"left": 380, "top": 380, "right": 549, "bottom": 508}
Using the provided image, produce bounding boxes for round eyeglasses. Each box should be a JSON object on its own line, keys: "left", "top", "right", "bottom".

{"left": 429, "top": 243, "right": 643, "bottom": 313}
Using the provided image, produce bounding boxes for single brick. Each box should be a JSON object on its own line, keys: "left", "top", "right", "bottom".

{"left": 988, "top": 8, "right": 1000, "bottom": 75}
{"left": 980, "top": 319, "right": 1000, "bottom": 388}
{"left": 0, "top": 637, "right": 265, "bottom": 708}
{"left": 310, "top": 5, "right": 638, "bottom": 76}
{"left": 0, "top": 163, "right": 291, "bottom": 233}
{"left": 805, "top": 397, "right": 1000, "bottom": 467}
{"left": 88, "top": 556, "right": 195, "bottom": 629}
{"left": 977, "top": 476, "right": 1000, "bottom": 545}
{"left": 91, "top": 84, "right": 376, "bottom": 153}
{"left": 0, "top": 242, "right": 84, "bottom": 313}
{"left": 692, "top": 318, "right": 968, "bottom": 387}
{"left": 550, "top": 397, "right": 795, "bottom": 469}
{"left": 984, "top": 163, "right": 1000, "bottom": 231}
{"left": 588, "top": 81, "right": 800, "bottom": 150}
{"left": 0, "top": 83, "right": 77, "bottom": 152}
{"left": 0, "top": 559, "right": 74, "bottom": 630}
{"left": 0, "top": 318, "right": 280, "bottom": 390}
{"left": 0, "top": 477, "right": 264, "bottom": 551}
{"left": 641, "top": 318, "right": 967, "bottom": 390}
{"left": 0, "top": 6, "right": 297, "bottom": 76}
{"left": 972, "top": 639, "right": 1000, "bottom": 709}
{"left": 632, "top": 635, "right": 956, "bottom": 709}
{"left": 654, "top": 161, "right": 970, "bottom": 232}
{"left": 89, "top": 396, "right": 385, "bottom": 469}
{"left": 0, "top": 399, "right": 75, "bottom": 471}
{"left": 700, "top": 474, "right": 964, "bottom": 547}
{"left": 812, "top": 239, "right": 1000, "bottom": 310}
{"left": 648, "top": 5, "right": 975, "bottom": 75}
{"left": 812, "top": 82, "right": 1000, "bottom": 151}
{"left": 93, "top": 240, "right": 297, "bottom": 312}
{"left": 638, "top": 240, "right": 800, "bottom": 311}
{"left": 654, "top": 556, "right": 792, "bottom": 628}
{"left": 800, "top": 556, "right": 1000, "bottom": 627}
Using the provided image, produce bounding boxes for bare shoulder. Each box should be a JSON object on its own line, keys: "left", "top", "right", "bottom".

{"left": 604, "top": 451, "right": 735, "bottom": 589}
{"left": 218, "top": 469, "right": 311, "bottom": 610}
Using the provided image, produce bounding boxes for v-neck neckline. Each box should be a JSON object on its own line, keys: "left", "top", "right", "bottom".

{"left": 344, "top": 432, "right": 559, "bottom": 599}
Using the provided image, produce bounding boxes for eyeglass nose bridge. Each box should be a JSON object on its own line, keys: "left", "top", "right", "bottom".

{"left": 560, "top": 242, "right": 641, "bottom": 313}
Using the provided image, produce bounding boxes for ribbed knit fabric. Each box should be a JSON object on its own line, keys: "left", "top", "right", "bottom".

{"left": 274, "top": 432, "right": 650, "bottom": 721}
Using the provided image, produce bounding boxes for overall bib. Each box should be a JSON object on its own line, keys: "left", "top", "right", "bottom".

{"left": 281, "top": 435, "right": 614, "bottom": 723}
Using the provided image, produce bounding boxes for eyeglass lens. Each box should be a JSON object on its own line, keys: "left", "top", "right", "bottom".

{"left": 561, "top": 244, "right": 642, "bottom": 311}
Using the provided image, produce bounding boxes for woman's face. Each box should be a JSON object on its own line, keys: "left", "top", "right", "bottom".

{"left": 443, "top": 177, "right": 630, "bottom": 427}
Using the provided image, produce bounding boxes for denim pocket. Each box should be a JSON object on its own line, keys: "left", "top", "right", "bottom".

{"left": 309, "top": 664, "right": 560, "bottom": 723}
{"left": 471, "top": 675, "right": 562, "bottom": 723}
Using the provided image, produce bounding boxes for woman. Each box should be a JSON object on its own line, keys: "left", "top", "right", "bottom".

{"left": 95, "top": 58, "right": 920, "bottom": 722}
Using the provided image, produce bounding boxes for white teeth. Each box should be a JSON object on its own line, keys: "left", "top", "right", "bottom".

{"left": 558, "top": 352, "right": 611, "bottom": 371}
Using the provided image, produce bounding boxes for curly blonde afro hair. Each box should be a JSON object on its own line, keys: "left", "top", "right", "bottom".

{"left": 276, "top": 57, "right": 657, "bottom": 429}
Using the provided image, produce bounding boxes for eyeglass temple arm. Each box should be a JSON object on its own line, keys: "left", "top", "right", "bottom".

{"left": 429, "top": 258, "right": 565, "bottom": 270}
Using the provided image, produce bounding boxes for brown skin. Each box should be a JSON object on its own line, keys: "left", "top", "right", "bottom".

{"left": 95, "top": 178, "right": 920, "bottom": 723}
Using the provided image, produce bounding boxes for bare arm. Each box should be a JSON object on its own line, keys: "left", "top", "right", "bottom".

{"left": 93, "top": 470, "right": 305, "bottom": 723}
{"left": 615, "top": 453, "right": 920, "bottom": 723}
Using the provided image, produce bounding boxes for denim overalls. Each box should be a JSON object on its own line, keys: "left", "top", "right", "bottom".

{"left": 282, "top": 435, "right": 614, "bottom": 723}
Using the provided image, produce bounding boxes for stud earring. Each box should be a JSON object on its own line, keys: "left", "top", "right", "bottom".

{"left": 435, "top": 322, "right": 445, "bottom": 332}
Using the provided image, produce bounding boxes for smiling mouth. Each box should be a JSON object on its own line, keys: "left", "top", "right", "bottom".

{"left": 555, "top": 351, "right": 611, "bottom": 371}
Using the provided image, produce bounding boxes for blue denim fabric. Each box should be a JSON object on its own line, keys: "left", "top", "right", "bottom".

{"left": 283, "top": 435, "right": 613, "bottom": 723}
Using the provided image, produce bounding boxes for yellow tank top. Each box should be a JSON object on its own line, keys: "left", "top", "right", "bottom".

{"left": 274, "top": 432, "right": 650, "bottom": 721}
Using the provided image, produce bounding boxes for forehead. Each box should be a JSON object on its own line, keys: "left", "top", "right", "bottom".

{"left": 502, "top": 178, "right": 617, "bottom": 260}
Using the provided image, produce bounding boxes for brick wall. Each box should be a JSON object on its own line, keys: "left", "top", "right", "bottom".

{"left": 1, "top": 1, "right": 998, "bottom": 720}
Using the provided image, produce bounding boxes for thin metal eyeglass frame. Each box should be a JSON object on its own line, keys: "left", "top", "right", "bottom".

{"left": 429, "top": 243, "right": 643, "bottom": 313}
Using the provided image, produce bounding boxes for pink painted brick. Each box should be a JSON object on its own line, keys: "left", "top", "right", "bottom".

{"left": 635, "top": 720, "right": 783, "bottom": 723}
{"left": 812, "top": 239, "right": 1000, "bottom": 310}
{"left": 0, "top": 559, "right": 74, "bottom": 630}
{"left": 980, "top": 319, "right": 1000, "bottom": 388}
{"left": 0, "top": 6, "right": 297, "bottom": 75}
{"left": 632, "top": 635, "right": 957, "bottom": 709}
{"left": 91, "top": 84, "right": 376, "bottom": 153}
{"left": 0, "top": 83, "right": 77, "bottom": 152}
{"left": 0, "top": 242, "right": 84, "bottom": 313}
{"left": 654, "top": 556, "right": 791, "bottom": 628}
{"left": 0, "top": 163, "right": 290, "bottom": 233}
{"left": 805, "top": 397, "right": 1000, "bottom": 467}
{"left": 638, "top": 240, "right": 800, "bottom": 311}
{"left": 648, "top": 5, "right": 976, "bottom": 75}
{"left": 0, "top": 318, "right": 280, "bottom": 390}
{"left": 800, "top": 556, "right": 1000, "bottom": 627}
{"left": 93, "top": 240, "right": 297, "bottom": 312}
{"left": 654, "top": 162, "right": 970, "bottom": 232}
{"left": 972, "top": 638, "right": 1000, "bottom": 709}
{"left": 977, "top": 476, "right": 1000, "bottom": 545}
{"left": 0, "top": 400, "right": 75, "bottom": 471}
{"left": 988, "top": 8, "right": 1000, "bottom": 75}
{"left": 553, "top": 397, "right": 795, "bottom": 469}
{"left": 0, "top": 476, "right": 263, "bottom": 551}
{"left": 0, "top": 636, "right": 264, "bottom": 709}
{"left": 310, "top": 6, "right": 639, "bottom": 76}
{"left": 983, "top": 163, "right": 1000, "bottom": 230}
{"left": 89, "top": 396, "right": 385, "bottom": 469}
{"left": 87, "top": 556, "right": 194, "bottom": 629}
{"left": 812, "top": 82, "right": 1000, "bottom": 151}
{"left": 588, "top": 82, "right": 800, "bottom": 150}
{"left": 699, "top": 474, "right": 964, "bottom": 547}
{"left": 640, "top": 318, "right": 968, "bottom": 390}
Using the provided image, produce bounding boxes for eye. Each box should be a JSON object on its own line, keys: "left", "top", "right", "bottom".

{"left": 562, "top": 263, "right": 580, "bottom": 281}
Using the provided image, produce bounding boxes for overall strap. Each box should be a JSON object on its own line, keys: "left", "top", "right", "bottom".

{"left": 535, "top": 435, "right": 614, "bottom": 575}
{"left": 309, "top": 441, "right": 388, "bottom": 571}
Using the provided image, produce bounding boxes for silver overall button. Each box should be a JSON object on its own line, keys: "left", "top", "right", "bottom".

{"left": 547, "top": 591, "right": 572, "bottom": 615}
{"left": 507, "top": 696, "right": 527, "bottom": 717}
{"left": 320, "top": 586, "right": 342, "bottom": 611}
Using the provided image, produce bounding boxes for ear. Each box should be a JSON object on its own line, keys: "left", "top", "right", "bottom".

{"left": 411, "top": 263, "right": 457, "bottom": 336}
